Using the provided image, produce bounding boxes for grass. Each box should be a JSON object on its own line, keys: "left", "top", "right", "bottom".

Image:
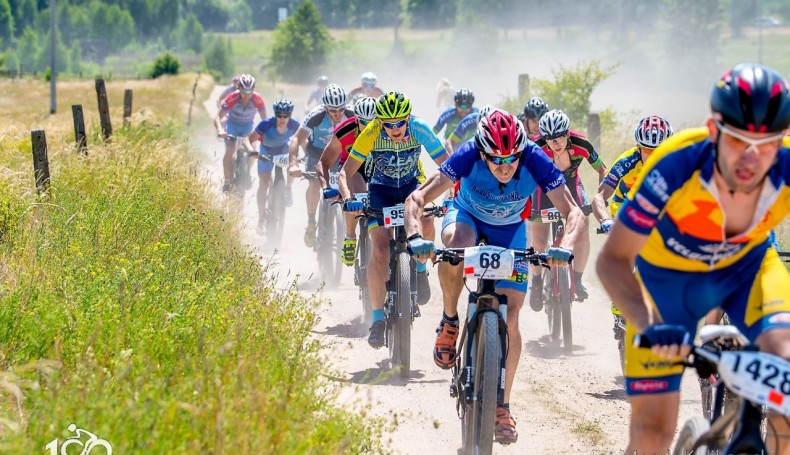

{"left": 0, "top": 76, "right": 380, "bottom": 453}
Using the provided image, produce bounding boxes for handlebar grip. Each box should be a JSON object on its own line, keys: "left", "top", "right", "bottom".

{"left": 633, "top": 334, "right": 652, "bottom": 348}
{"left": 596, "top": 228, "right": 606, "bottom": 234}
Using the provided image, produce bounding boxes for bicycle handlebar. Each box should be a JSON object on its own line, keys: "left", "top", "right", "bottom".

{"left": 434, "top": 246, "right": 550, "bottom": 268}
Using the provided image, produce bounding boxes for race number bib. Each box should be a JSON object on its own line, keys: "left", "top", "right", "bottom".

{"left": 328, "top": 172, "right": 340, "bottom": 189}
{"left": 272, "top": 154, "right": 289, "bottom": 169}
{"left": 462, "top": 246, "right": 515, "bottom": 279}
{"left": 383, "top": 204, "right": 405, "bottom": 227}
{"left": 718, "top": 350, "right": 790, "bottom": 416}
{"left": 538, "top": 208, "right": 563, "bottom": 223}
{"left": 354, "top": 192, "right": 369, "bottom": 206}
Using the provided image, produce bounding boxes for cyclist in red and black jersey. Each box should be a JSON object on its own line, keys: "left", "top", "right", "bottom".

{"left": 528, "top": 109, "right": 607, "bottom": 306}
{"left": 317, "top": 96, "right": 376, "bottom": 266}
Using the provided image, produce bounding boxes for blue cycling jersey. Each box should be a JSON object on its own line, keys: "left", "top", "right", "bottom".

{"left": 448, "top": 111, "right": 480, "bottom": 144}
{"left": 433, "top": 106, "right": 479, "bottom": 138}
{"left": 440, "top": 140, "right": 565, "bottom": 225}
{"left": 301, "top": 105, "right": 353, "bottom": 155}
{"left": 254, "top": 117, "right": 300, "bottom": 154}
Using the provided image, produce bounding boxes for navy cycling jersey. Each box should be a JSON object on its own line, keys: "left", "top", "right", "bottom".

{"left": 448, "top": 111, "right": 480, "bottom": 144}
{"left": 440, "top": 140, "right": 565, "bottom": 224}
{"left": 433, "top": 106, "right": 479, "bottom": 137}
{"left": 254, "top": 116, "right": 300, "bottom": 153}
{"left": 301, "top": 105, "right": 354, "bottom": 153}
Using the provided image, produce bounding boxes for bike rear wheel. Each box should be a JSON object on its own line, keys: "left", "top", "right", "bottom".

{"left": 546, "top": 274, "right": 561, "bottom": 343}
{"left": 391, "top": 251, "right": 412, "bottom": 378}
{"left": 461, "top": 311, "right": 500, "bottom": 455}
{"left": 332, "top": 203, "right": 344, "bottom": 283}
{"left": 355, "top": 227, "right": 372, "bottom": 326}
{"left": 558, "top": 267, "right": 573, "bottom": 351}
{"left": 317, "top": 202, "right": 337, "bottom": 285}
{"left": 266, "top": 172, "right": 286, "bottom": 248}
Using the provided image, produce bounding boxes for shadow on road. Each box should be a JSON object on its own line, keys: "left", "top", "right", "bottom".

{"left": 586, "top": 388, "right": 627, "bottom": 401}
{"left": 324, "top": 360, "right": 446, "bottom": 386}
{"left": 314, "top": 320, "right": 367, "bottom": 339}
{"left": 525, "top": 335, "right": 588, "bottom": 359}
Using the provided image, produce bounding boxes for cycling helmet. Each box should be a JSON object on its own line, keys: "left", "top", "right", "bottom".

{"left": 454, "top": 89, "right": 475, "bottom": 107}
{"left": 322, "top": 84, "right": 347, "bottom": 108}
{"left": 477, "top": 105, "right": 496, "bottom": 124}
{"left": 375, "top": 91, "right": 412, "bottom": 119}
{"left": 634, "top": 115, "right": 673, "bottom": 148}
{"left": 237, "top": 74, "right": 255, "bottom": 91}
{"left": 317, "top": 75, "right": 329, "bottom": 86}
{"left": 523, "top": 96, "right": 550, "bottom": 120}
{"left": 475, "top": 110, "right": 527, "bottom": 157}
{"left": 354, "top": 96, "right": 377, "bottom": 121}
{"left": 273, "top": 99, "right": 295, "bottom": 116}
{"left": 710, "top": 63, "right": 790, "bottom": 133}
{"left": 231, "top": 74, "right": 241, "bottom": 87}
{"left": 539, "top": 109, "right": 571, "bottom": 139}
{"left": 361, "top": 72, "right": 378, "bottom": 86}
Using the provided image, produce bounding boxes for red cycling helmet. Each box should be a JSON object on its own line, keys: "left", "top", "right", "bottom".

{"left": 475, "top": 110, "right": 527, "bottom": 157}
{"left": 710, "top": 63, "right": 790, "bottom": 133}
{"left": 634, "top": 115, "right": 673, "bottom": 148}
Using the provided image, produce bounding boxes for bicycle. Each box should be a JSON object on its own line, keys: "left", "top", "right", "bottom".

{"left": 362, "top": 203, "right": 446, "bottom": 377}
{"left": 434, "top": 245, "right": 547, "bottom": 454}
{"left": 634, "top": 325, "right": 790, "bottom": 455}
{"left": 352, "top": 192, "right": 372, "bottom": 326}
{"left": 225, "top": 134, "right": 253, "bottom": 196}
{"left": 256, "top": 152, "right": 289, "bottom": 248}
{"left": 305, "top": 170, "right": 344, "bottom": 285}
{"left": 531, "top": 207, "right": 575, "bottom": 351}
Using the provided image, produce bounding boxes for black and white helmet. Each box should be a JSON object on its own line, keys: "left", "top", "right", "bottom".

{"left": 322, "top": 84, "right": 347, "bottom": 108}
{"left": 523, "top": 96, "right": 549, "bottom": 120}
{"left": 361, "top": 72, "right": 378, "bottom": 85}
{"left": 538, "top": 109, "right": 571, "bottom": 139}
{"left": 354, "top": 96, "right": 377, "bottom": 121}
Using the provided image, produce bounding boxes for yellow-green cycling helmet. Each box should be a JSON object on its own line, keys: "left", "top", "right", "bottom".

{"left": 375, "top": 91, "right": 412, "bottom": 119}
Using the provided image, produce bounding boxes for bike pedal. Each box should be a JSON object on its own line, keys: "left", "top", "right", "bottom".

{"left": 449, "top": 384, "right": 458, "bottom": 398}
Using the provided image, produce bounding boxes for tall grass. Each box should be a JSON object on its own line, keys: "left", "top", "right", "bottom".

{"left": 0, "top": 80, "right": 380, "bottom": 453}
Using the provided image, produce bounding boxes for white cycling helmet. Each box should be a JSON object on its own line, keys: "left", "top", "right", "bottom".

{"left": 477, "top": 105, "right": 496, "bottom": 124}
{"left": 539, "top": 109, "right": 571, "bottom": 139}
{"left": 322, "top": 84, "right": 347, "bottom": 108}
{"left": 237, "top": 74, "right": 255, "bottom": 91}
{"left": 361, "top": 72, "right": 378, "bottom": 86}
{"left": 354, "top": 96, "right": 377, "bottom": 121}
{"left": 634, "top": 115, "right": 673, "bottom": 148}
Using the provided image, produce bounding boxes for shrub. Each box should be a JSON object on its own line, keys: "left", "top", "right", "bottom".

{"left": 150, "top": 52, "right": 180, "bottom": 78}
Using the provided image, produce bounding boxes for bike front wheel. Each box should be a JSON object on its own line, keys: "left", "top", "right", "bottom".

{"left": 461, "top": 311, "right": 500, "bottom": 455}
{"left": 391, "top": 251, "right": 412, "bottom": 378}
{"left": 266, "top": 174, "right": 286, "bottom": 248}
{"left": 558, "top": 267, "right": 573, "bottom": 351}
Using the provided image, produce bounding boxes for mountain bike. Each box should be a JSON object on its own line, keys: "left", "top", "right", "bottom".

{"left": 352, "top": 192, "right": 372, "bottom": 325}
{"left": 364, "top": 203, "right": 446, "bottom": 377}
{"left": 305, "top": 170, "right": 344, "bottom": 285}
{"left": 435, "top": 245, "right": 547, "bottom": 455}
{"left": 225, "top": 134, "right": 253, "bottom": 196}
{"left": 634, "top": 325, "right": 789, "bottom": 455}
{"left": 256, "top": 152, "right": 289, "bottom": 248}
{"left": 532, "top": 207, "right": 575, "bottom": 351}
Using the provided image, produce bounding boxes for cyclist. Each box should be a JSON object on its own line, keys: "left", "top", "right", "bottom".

{"left": 528, "top": 109, "right": 607, "bottom": 306}
{"left": 348, "top": 72, "right": 385, "bottom": 104}
{"left": 406, "top": 110, "right": 586, "bottom": 444}
{"left": 436, "top": 78, "right": 455, "bottom": 110}
{"left": 288, "top": 84, "right": 354, "bottom": 247}
{"left": 596, "top": 63, "right": 790, "bottom": 454}
{"left": 522, "top": 96, "right": 550, "bottom": 137}
{"left": 216, "top": 74, "right": 240, "bottom": 109}
{"left": 317, "top": 96, "right": 377, "bottom": 265}
{"left": 248, "top": 99, "right": 300, "bottom": 233}
{"left": 433, "top": 89, "right": 477, "bottom": 140}
{"left": 443, "top": 104, "right": 495, "bottom": 155}
{"left": 305, "top": 75, "right": 329, "bottom": 114}
{"left": 213, "top": 74, "right": 267, "bottom": 192}
{"left": 339, "top": 91, "right": 449, "bottom": 348}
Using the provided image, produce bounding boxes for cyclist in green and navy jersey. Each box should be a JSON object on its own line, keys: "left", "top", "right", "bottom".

{"left": 433, "top": 89, "right": 477, "bottom": 140}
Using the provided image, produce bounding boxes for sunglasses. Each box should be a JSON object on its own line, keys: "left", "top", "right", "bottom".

{"left": 543, "top": 132, "right": 567, "bottom": 141}
{"left": 276, "top": 114, "right": 290, "bottom": 119}
{"left": 326, "top": 107, "right": 345, "bottom": 114}
{"left": 485, "top": 152, "right": 521, "bottom": 165}
{"left": 358, "top": 118, "right": 370, "bottom": 127}
{"left": 240, "top": 89, "right": 253, "bottom": 95}
{"left": 716, "top": 122, "right": 786, "bottom": 154}
{"left": 638, "top": 145, "right": 655, "bottom": 155}
{"left": 457, "top": 104, "right": 470, "bottom": 110}
{"left": 382, "top": 119, "right": 408, "bottom": 129}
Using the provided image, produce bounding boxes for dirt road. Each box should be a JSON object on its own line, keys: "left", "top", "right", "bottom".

{"left": 198, "top": 89, "right": 703, "bottom": 454}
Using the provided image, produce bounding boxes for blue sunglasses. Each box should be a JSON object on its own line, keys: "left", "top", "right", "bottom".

{"left": 382, "top": 119, "right": 408, "bottom": 129}
{"left": 485, "top": 152, "right": 521, "bottom": 165}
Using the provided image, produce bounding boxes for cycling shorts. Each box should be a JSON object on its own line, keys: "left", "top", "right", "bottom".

{"left": 367, "top": 180, "right": 419, "bottom": 229}
{"left": 624, "top": 246, "right": 790, "bottom": 396}
{"left": 225, "top": 121, "right": 254, "bottom": 142}
{"left": 530, "top": 174, "right": 592, "bottom": 217}
{"left": 258, "top": 144, "right": 288, "bottom": 174}
{"left": 442, "top": 202, "right": 530, "bottom": 293}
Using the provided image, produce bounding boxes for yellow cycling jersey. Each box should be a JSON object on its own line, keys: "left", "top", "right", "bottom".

{"left": 602, "top": 147, "right": 643, "bottom": 217}
{"left": 618, "top": 128, "right": 790, "bottom": 272}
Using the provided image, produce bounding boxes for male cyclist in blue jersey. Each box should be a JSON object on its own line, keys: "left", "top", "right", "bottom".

{"left": 433, "top": 89, "right": 477, "bottom": 140}
{"left": 597, "top": 63, "right": 790, "bottom": 454}
{"left": 521, "top": 96, "right": 550, "bottom": 137}
{"left": 339, "top": 91, "right": 449, "bottom": 349}
{"left": 288, "top": 84, "right": 354, "bottom": 247}
{"left": 406, "top": 110, "right": 586, "bottom": 444}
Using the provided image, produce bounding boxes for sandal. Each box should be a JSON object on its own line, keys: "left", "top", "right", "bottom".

{"left": 495, "top": 406, "right": 518, "bottom": 444}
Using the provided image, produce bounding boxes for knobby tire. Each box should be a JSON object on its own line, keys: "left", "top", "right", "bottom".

{"left": 461, "top": 311, "right": 500, "bottom": 455}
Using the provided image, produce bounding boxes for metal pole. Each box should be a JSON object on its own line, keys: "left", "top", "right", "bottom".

{"left": 49, "top": 0, "right": 56, "bottom": 114}
{"left": 758, "top": 0, "right": 763, "bottom": 64}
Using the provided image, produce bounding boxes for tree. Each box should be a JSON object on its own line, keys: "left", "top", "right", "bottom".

{"left": 16, "top": 26, "right": 38, "bottom": 73}
{"left": 225, "top": 0, "right": 251, "bottom": 32}
{"left": 203, "top": 34, "right": 233, "bottom": 80}
{"left": 661, "top": 0, "right": 722, "bottom": 86}
{"left": 0, "top": 0, "right": 14, "bottom": 44}
{"left": 269, "top": 0, "right": 332, "bottom": 83}
{"left": 178, "top": 12, "right": 204, "bottom": 53}
{"left": 407, "top": 0, "right": 455, "bottom": 28}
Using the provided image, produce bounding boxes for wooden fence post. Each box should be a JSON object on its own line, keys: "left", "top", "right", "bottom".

{"left": 518, "top": 74, "right": 530, "bottom": 101}
{"left": 587, "top": 113, "right": 601, "bottom": 150}
{"left": 31, "top": 130, "right": 51, "bottom": 196}
{"left": 72, "top": 104, "right": 87, "bottom": 155}
{"left": 95, "top": 78, "right": 112, "bottom": 140}
{"left": 123, "top": 89, "right": 133, "bottom": 127}
{"left": 187, "top": 73, "right": 200, "bottom": 126}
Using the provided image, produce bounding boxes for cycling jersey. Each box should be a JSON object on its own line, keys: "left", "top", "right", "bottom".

{"left": 301, "top": 106, "right": 354, "bottom": 158}
{"left": 433, "top": 107, "right": 479, "bottom": 138}
{"left": 618, "top": 128, "right": 790, "bottom": 271}
{"left": 349, "top": 116, "right": 444, "bottom": 187}
{"left": 603, "top": 147, "right": 643, "bottom": 217}
{"left": 532, "top": 130, "right": 605, "bottom": 180}
{"left": 254, "top": 116, "right": 300, "bottom": 174}
{"left": 334, "top": 116, "right": 364, "bottom": 165}
{"left": 440, "top": 139, "right": 565, "bottom": 225}
{"left": 218, "top": 86, "right": 236, "bottom": 104}
{"left": 220, "top": 92, "right": 266, "bottom": 125}
{"left": 348, "top": 86, "right": 384, "bottom": 101}
{"left": 447, "top": 111, "right": 480, "bottom": 146}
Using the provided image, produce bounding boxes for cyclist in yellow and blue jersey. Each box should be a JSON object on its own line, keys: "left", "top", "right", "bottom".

{"left": 597, "top": 63, "right": 790, "bottom": 454}
{"left": 433, "top": 89, "right": 477, "bottom": 140}
{"left": 339, "top": 91, "right": 449, "bottom": 348}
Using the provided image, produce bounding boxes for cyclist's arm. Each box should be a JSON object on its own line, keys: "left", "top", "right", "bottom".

{"left": 405, "top": 172, "right": 453, "bottom": 238}
{"left": 596, "top": 222, "right": 652, "bottom": 332}
{"left": 594, "top": 161, "right": 608, "bottom": 184}
{"left": 213, "top": 109, "right": 227, "bottom": 134}
{"left": 338, "top": 157, "right": 363, "bottom": 201}
{"left": 248, "top": 130, "right": 261, "bottom": 146}
{"left": 545, "top": 185, "right": 588, "bottom": 253}
{"left": 592, "top": 182, "right": 615, "bottom": 224}
{"left": 288, "top": 127, "right": 310, "bottom": 168}
{"left": 318, "top": 136, "right": 342, "bottom": 189}
{"left": 444, "top": 137, "right": 457, "bottom": 155}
